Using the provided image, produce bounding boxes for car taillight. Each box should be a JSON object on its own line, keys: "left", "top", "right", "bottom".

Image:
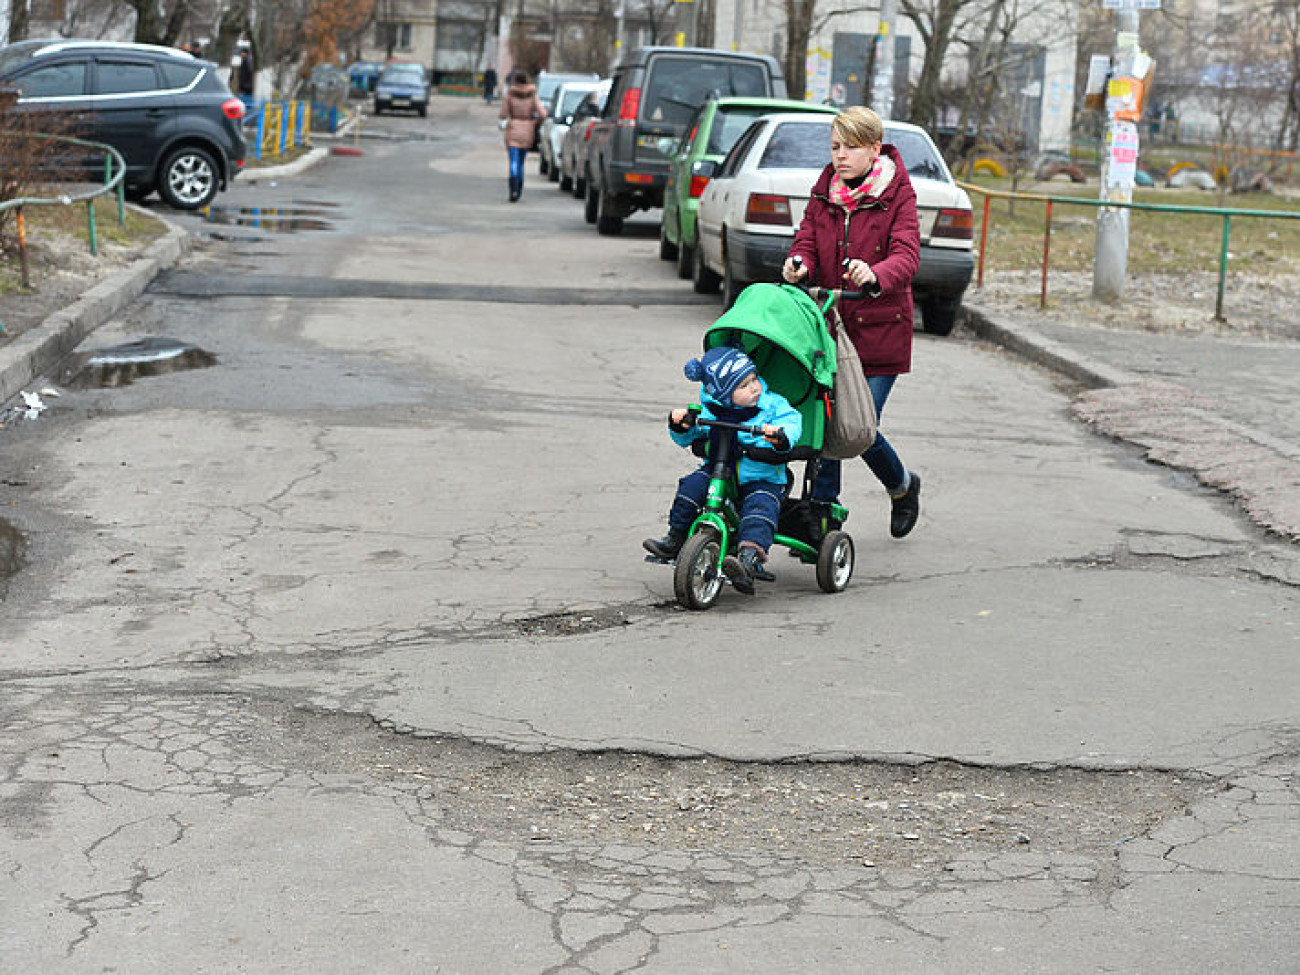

{"left": 221, "top": 98, "right": 244, "bottom": 121}
{"left": 933, "top": 207, "right": 973, "bottom": 239}
{"left": 617, "top": 87, "right": 640, "bottom": 126}
{"left": 745, "top": 193, "right": 792, "bottom": 226}
{"left": 584, "top": 126, "right": 594, "bottom": 142}
{"left": 689, "top": 175, "right": 710, "bottom": 198}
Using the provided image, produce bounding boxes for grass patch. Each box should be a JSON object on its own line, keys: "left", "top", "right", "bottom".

{"left": 0, "top": 191, "right": 165, "bottom": 293}
{"left": 968, "top": 179, "right": 1300, "bottom": 275}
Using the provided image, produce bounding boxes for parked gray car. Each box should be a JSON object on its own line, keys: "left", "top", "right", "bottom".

{"left": 583, "top": 46, "right": 786, "bottom": 235}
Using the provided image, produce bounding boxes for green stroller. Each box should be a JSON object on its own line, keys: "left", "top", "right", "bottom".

{"left": 659, "top": 282, "right": 856, "bottom": 610}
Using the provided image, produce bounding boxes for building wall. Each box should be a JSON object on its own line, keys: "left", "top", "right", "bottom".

{"left": 708, "top": 0, "right": 1077, "bottom": 152}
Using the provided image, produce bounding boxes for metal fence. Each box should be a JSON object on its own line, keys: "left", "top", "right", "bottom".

{"left": 0, "top": 135, "right": 126, "bottom": 293}
{"left": 243, "top": 100, "right": 313, "bottom": 161}
{"left": 960, "top": 181, "right": 1300, "bottom": 321}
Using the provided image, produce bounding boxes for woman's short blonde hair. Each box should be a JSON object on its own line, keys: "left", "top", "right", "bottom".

{"left": 832, "top": 106, "right": 884, "bottom": 147}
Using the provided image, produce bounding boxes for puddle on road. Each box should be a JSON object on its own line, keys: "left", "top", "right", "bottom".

{"left": 202, "top": 203, "right": 336, "bottom": 233}
{"left": 62, "top": 337, "right": 217, "bottom": 388}
{"left": 0, "top": 517, "right": 24, "bottom": 597}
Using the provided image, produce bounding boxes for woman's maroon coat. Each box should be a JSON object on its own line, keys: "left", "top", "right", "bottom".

{"left": 788, "top": 145, "right": 921, "bottom": 375}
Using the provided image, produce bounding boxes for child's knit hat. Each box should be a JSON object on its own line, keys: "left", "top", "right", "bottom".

{"left": 685, "top": 346, "right": 756, "bottom": 406}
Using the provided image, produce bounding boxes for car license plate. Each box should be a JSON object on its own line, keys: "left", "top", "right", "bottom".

{"left": 916, "top": 207, "right": 937, "bottom": 241}
{"left": 392, "top": 98, "right": 409, "bottom": 106}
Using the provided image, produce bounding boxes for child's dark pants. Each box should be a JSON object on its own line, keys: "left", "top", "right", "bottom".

{"left": 668, "top": 469, "right": 784, "bottom": 553}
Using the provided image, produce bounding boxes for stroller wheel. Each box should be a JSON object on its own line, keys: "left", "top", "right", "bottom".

{"left": 674, "top": 530, "right": 724, "bottom": 610}
{"left": 816, "top": 530, "right": 854, "bottom": 593}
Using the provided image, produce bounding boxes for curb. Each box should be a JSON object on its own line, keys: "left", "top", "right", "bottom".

{"left": 0, "top": 212, "right": 190, "bottom": 407}
{"left": 240, "top": 146, "right": 329, "bottom": 182}
{"left": 963, "top": 304, "right": 1140, "bottom": 389}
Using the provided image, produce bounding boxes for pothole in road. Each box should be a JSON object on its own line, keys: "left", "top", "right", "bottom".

{"left": 513, "top": 608, "right": 640, "bottom": 638}
{"left": 0, "top": 517, "right": 23, "bottom": 597}
{"left": 61, "top": 337, "right": 217, "bottom": 388}
{"left": 246, "top": 701, "right": 1221, "bottom": 877}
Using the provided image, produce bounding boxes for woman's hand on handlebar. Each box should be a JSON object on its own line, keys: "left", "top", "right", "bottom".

{"left": 782, "top": 256, "right": 808, "bottom": 284}
{"left": 842, "top": 259, "right": 877, "bottom": 290}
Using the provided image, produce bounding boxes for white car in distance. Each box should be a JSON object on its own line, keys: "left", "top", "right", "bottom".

{"left": 693, "top": 113, "right": 974, "bottom": 335}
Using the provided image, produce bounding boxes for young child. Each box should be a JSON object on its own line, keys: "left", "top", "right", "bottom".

{"left": 643, "top": 346, "right": 803, "bottom": 594}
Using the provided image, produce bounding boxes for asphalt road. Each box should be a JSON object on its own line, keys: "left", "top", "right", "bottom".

{"left": 1, "top": 95, "right": 1297, "bottom": 973}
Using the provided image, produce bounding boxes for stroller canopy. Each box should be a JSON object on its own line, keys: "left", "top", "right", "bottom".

{"left": 703, "top": 284, "right": 838, "bottom": 453}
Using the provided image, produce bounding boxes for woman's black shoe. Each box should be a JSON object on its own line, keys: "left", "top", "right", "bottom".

{"left": 890, "top": 473, "right": 921, "bottom": 538}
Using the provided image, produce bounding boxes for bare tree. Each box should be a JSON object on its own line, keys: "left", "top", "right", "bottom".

{"left": 899, "top": 0, "right": 981, "bottom": 130}
{"left": 782, "top": 0, "right": 877, "bottom": 101}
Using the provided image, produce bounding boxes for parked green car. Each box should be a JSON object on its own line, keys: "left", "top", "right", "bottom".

{"left": 659, "top": 96, "right": 838, "bottom": 279}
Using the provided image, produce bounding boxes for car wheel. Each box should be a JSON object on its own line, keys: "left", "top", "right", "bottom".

{"left": 676, "top": 219, "right": 694, "bottom": 280}
{"left": 547, "top": 155, "right": 560, "bottom": 182}
{"left": 584, "top": 177, "right": 598, "bottom": 225}
{"left": 539, "top": 154, "right": 549, "bottom": 176}
{"left": 417, "top": 105, "right": 427, "bottom": 118}
{"left": 721, "top": 241, "right": 747, "bottom": 309}
{"left": 559, "top": 169, "right": 573, "bottom": 192}
{"left": 658, "top": 218, "right": 678, "bottom": 261}
{"left": 574, "top": 168, "right": 587, "bottom": 198}
{"left": 692, "top": 239, "right": 721, "bottom": 295}
{"left": 920, "top": 295, "right": 963, "bottom": 336}
{"left": 158, "top": 146, "right": 220, "bottom": 210}
{"left": 596, "top": 188, "right": 623, "bottom": 236}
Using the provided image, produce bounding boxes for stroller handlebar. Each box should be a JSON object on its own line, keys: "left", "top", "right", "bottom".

{"left": 694, "top": 417, "right": 790, "bottom": 453}
{"left": 788, "top": 255, "right": 866, "bottom": 302}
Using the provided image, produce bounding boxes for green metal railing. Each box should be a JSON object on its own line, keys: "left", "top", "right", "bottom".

{"left": 959, "top": 181, "right": 1300, "bottom": 320}
{"left": 0, "top": 134, "right": 127, "bottom": 291}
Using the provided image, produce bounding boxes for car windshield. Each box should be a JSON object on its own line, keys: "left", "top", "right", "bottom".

{"left": 380, "top": 66, "right": 424, "bottom": 84}
{"left": 755, "top": 120, "right": 951, "bottom": 181}
{"left": 758, "top": 121, "right": 831, "bottom": 169}
{"left": 888, "top": 128, "right": 949, "bottom": 181}
{"left": 642, "top": 58, "right": 768, "bottom": 125}
{"left": 556, "top": 87, "right": 591, "bottom": 117}
{"left": 706, "top": 106, "right": 773, "bottom": 155}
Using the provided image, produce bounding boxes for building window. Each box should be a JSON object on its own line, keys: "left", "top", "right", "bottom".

{"left": 376, "top": 22, "right": 413, "bottom": 51}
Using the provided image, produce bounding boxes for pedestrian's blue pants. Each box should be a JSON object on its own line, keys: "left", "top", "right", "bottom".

{"left": 812, "top": 374, "right": 905, "bottom": 501}
{"left": 507, "top": 147, "right": 527, "bottom": 182}
{"left": 667, "top": 468, "right": 785, "bottom": 553}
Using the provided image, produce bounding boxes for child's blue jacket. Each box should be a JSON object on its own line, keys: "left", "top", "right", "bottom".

{"left": 672, "top": 379, "right": 803, "bottom": 485}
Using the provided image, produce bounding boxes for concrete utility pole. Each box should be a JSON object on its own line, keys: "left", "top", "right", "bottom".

{"left": 870, "top": 0, "right": 895, "bottom": 118}
{"left": 1093, "top": 7, "right": 1141, "bottom": 301}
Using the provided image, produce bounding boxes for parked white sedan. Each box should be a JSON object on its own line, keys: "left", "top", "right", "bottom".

{"left": 693, "top": 113, "right": 974, "bottom": 335}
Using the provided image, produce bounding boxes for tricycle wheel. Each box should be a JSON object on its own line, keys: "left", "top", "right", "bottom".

{"left": 674, "top": 530, "right": 724, "bottom": 610}
{"left": 816, "top": 530, "right": 854, "bottom": 593}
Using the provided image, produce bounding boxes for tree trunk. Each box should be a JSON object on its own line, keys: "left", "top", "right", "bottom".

{"left": 8, "top": 0, "right": 30, "bottom": 43}
{"left": 903, "top": 0, "right": 962, "bottom": 131}
{"left": 784, "top": 0, "right": 814, "bottom": 102}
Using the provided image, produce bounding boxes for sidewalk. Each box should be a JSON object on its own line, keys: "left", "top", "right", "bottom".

{"left": 965, "top": 286, "right": 1300, "bottom": 542}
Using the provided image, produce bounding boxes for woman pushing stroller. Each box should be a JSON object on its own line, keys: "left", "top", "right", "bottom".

{"left": 782, "top": 105, "right": 923, "bottom": 539}
{"left": 643, "top": 346, "right": 801, "bottom": 595}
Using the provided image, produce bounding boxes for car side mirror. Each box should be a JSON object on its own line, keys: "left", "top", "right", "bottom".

{"left": 564, "top": 114, "right": 574, "bottom": 125}
{"left": 692, "top": 159, "right": 719, "bottom": 178}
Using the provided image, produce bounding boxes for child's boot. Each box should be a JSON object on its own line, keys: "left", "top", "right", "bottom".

{"left": 643, "top": 530, "right": 685, "bottom": 560}
{"left": 722, "top": 547, "right": 769, "bottom": 595}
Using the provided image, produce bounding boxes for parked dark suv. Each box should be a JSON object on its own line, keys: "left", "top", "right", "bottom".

{"left": 0, "top": 39, "right": 246, "bottom": 209}
{"left": 584, "top": 47, "right": 785, "bottom": 235}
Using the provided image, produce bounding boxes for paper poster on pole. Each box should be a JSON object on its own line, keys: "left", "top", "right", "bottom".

{"left": 1083, "top": 54, "right": 1109, "bottom": 111}
{"left": 1106, "top": 121, "right": 1139, "bottom": 188}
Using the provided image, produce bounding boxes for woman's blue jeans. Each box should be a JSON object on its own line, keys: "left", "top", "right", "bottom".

{"left": 507, "top": 147, "right": 527, "bottom": 182}
{"left": 812, "top": 374, "right": 905, "bottom": 502}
